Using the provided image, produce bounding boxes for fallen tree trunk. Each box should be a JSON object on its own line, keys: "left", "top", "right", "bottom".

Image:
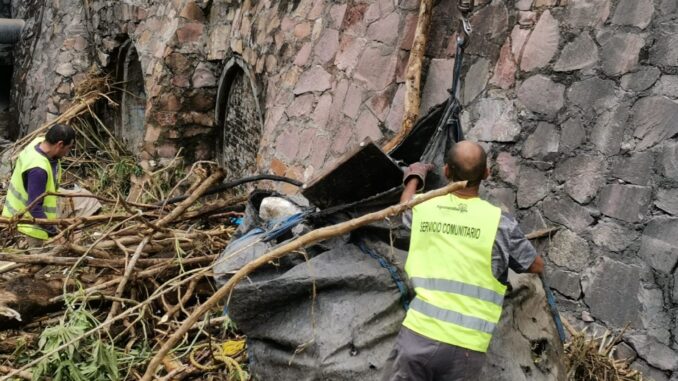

{"left": 0, "top": 250, "right": 220, "bottom": 333}
{"left": 0, "top": 332, "right": 38, "bottom": 354}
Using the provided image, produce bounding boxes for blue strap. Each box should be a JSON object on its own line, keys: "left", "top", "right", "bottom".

{"left": 541, "top": 274, "right": 566, "bottom": 344}
{"left": 262, "top": 212, "right": 306, "bottom": 242}
{"left": 358, "top": 240, "right": 410, "bottom": 310}
{"left": 228, "top": 212, "right": 307, "bottom": 247}
{"left": 228, "top": 227, "right": 265, "bottom": 246}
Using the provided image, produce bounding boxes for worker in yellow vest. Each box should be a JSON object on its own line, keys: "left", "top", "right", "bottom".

{"left": 382, "top": 141, "right": 544, "bottom": 381}
{"left": 2, "top": 124, "right": 75, "bottom": 245}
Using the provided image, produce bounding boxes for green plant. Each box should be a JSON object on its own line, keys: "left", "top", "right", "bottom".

{"left": 93, "top": 157, "right": 143, "bottom": 198}
{"left": 32, "top": 306, "right": 117, "bottom": 381}
{"left": 29, "top": 302, "right": 151, "bottom": 381}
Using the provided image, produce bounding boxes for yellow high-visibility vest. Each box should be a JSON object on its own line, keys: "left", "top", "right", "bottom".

{"left": 402, "top": 193, "right": 504, "bottom": 352}
{"left": 2, "top": 138, "right": 61, "bottom": 240}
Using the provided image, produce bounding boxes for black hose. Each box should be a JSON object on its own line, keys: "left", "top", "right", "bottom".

{"left": 155, "top": 174, "right": 303, "bottom": 206}
{"left": 309, "top": 185, "right": 404, "bottom": 220}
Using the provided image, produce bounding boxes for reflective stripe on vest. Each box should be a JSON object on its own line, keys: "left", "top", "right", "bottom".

{"left": 7, "top": 183, "right": 28, "bottom": 204}
{"left": 43, "top": 206, "right": 58, "bottom": 214}
{"left": 402, "top": 193, "right": 504, "bottom": 353}
{"left": 3, "top": 201, "right": 18, "bottom": 215}
{"left": 409, "top": 297, "right": 496, "bottom": 334}
{"left": 410, "top": 277, "right": 504, "bottom": 306}
{"left": 1, "top": 138, "right": 61, "bottom": 240}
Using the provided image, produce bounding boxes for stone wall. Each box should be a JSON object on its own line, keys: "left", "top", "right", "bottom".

{"left": 11, "top": 0, "right": 454, "bottom": 176}
{"left": 9, "top": 0, "right": 678, "bottom": 378}
{"left": 463, "top": 1, "right": 678, "bottom": 379}
{"left": 11, "top": 0, "right": 92, "bottom": 137}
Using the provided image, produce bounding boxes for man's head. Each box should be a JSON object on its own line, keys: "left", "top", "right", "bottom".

{"left": 44, "top": 124, "right": 75, "bottom": 159}
{"left": 444, "top": 140, "right": 488, "bottom": 187}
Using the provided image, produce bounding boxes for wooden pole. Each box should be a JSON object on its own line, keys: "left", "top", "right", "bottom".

{"left": 139, "top": 180, "right": 467, "bottom": 381}
{"left": 382, "top": 0, "right": 434, "bottom": 153}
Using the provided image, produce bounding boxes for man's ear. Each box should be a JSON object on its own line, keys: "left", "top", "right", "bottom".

{"left": 444, "top": 164, "right": 450, "bottom": 179}
{"left": 482, "top": 167, "right": 490, "bottom": 180}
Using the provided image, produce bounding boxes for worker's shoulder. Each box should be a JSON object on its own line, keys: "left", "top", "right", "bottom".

{"left": 497, "top": 210, "right": 517, "bottom": 223}
{"left": 496, "top": 210, "right": 525, "bottom": 235}
{"left": 17, "top": 138, "right": 46, "bottom": 160}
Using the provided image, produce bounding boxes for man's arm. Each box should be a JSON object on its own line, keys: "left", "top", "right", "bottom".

{"left": 25, "top": 168, "right": 49, "bottom": 219}
{"left": 400, "top": 162, "right": 435, "bottom": 204}
{"left": 400, "top": 177, "right": 420, "bottom": 204}
{"left": 24, "top": 168, "right": 57, "bottom": 236}
{"left": 400, "top": 163, "right": 435, "bottom": 229}
{"left": 495, "top": 213, "right": 543, "bottom": 276}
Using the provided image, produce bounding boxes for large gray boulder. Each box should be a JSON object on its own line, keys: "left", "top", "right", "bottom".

{"left": 479, "top": 272, "right": 566, "bottom": 381}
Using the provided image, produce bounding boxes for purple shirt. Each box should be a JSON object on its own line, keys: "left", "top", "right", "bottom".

{"left": 21, "top": 144, "right": 58, "bottom": 235}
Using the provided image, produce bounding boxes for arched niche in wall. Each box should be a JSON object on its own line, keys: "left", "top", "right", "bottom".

{"left": 215, "top": 56, "right": 263, "bottom": 178}
{"left": 114, "top": 40, "right": 147, "bottom": 156}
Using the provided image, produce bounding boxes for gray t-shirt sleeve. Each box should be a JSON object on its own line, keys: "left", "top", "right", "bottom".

{"left": 491, "top": 212, "right": 539, "bottom": 284}
{"left": 402, "top": 209, "right": 413, "bottom": 229}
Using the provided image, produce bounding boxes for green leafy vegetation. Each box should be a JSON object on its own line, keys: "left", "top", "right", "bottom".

{"left": 29, "top": 303, "right": 150, "bottom": 381}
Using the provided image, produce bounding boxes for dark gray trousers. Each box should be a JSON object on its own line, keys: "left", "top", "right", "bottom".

{"left": 381, "top": 326, "right": 486, "bottom": 381}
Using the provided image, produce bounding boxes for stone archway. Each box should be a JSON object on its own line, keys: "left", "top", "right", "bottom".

{"left": 115, "top": 40, "right": 146, "bottom": 156}
{"left": 215, "top": 57, "right": 263, "bottom": 178}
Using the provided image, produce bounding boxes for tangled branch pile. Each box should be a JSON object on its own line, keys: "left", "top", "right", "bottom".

{"left": 0, "top": 73, "right": 250, "bottom": 380}
{"left": 564, "top": 325, "right": 643, "bottom": 381}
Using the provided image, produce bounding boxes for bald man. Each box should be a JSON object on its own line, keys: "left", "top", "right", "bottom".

{"left": 382, "top": 141, "right": 544, "bottom": 381}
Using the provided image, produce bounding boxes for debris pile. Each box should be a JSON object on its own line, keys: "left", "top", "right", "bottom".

{"left": 0, "top": 74, "right": 647, "bottom": 381}
{"left": 0, "top": 74, "right": 250, "bottom": 380}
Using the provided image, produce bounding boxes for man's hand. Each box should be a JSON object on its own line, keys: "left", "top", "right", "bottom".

{"left": 402, "top": 162, "right": 435, "bottom": 190}
{"left": 527, "top": 255, "right": 544, "bottom": 274}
